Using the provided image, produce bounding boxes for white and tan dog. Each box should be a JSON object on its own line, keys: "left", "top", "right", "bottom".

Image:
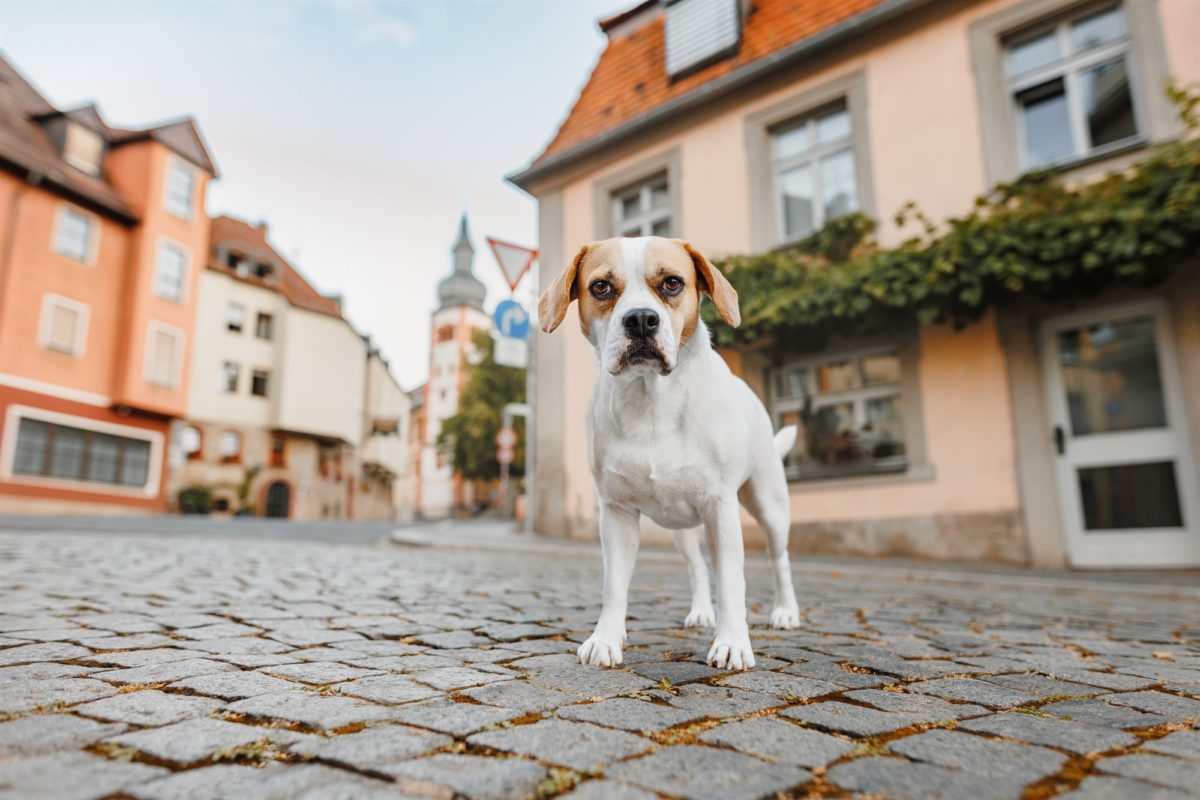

{"left": 539, "top": 236, "right": 801, "bottom": 671}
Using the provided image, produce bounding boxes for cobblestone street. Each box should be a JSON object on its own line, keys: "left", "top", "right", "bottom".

{"left": 0, "top": 530, "right": 1198, "bottom": 800}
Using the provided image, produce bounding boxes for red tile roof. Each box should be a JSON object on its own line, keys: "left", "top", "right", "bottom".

{"left": 532, "top": 0, "right": 892, "bottom": 166}
{"left": 208, "top": 215, "right": 345, "bottom": 320}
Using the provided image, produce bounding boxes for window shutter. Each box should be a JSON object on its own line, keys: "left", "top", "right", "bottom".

{"left": 665, "top": 0, "right": 741, "bottom": 77}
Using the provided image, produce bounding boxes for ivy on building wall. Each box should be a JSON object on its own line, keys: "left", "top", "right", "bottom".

{"left": 702, "top": 86, "right": 1200, "bottom": 351}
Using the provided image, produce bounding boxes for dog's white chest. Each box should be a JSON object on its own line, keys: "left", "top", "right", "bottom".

{"left": 595, "top": 438, "right": 709, "bottom": 529}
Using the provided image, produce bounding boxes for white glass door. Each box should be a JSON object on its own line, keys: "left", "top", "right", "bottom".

{"left": 1042, "top": 301, "right": 1200, "bottom": 567}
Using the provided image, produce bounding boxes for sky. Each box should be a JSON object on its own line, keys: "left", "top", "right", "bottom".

{"left": 0, "top": 0, "right": 627, "bottom": 387}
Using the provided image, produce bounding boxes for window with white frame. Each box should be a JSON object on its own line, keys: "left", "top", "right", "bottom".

{"left": 53, "top": 206, "right": 96, "bottom": 263}
{"left": 770, "top": 101, "right": 858, "bottom": 243}
{"left": 164, "top": 158, "right": 196, "bottom": 219}
{"left": 255, "top": 312, "right": 274, "bottom": 340}
{"left": 12, "top": 417, "right": 151, "bottom": 488}
{"left": 612, "top": 173, "right": 671, "bottom": 237}
{"left": 63, "top": 123, "right": 104, "bottom": 176}
{"left": 226, "top": 303, "right": 245, "bottom": 333}
{"left": 38, "top": 295, "right": 89, "bottom": 357}
{"left": 251, "top": 369, "right": 269, "bottom": 398}
{"left": 1005, "top": 3, "right": 1139, "bottom": 171}
{"left": 218, "top": 430, "right": 242, "bottom": 462}
{"left": 154, "top": 240, "right": 189, "bottom": 302}
{"left": 145, "top": 324, "right": 182, "bottom": 388}
{"left": 221, "top": 362, "right": 239, "bottom": 393}
{"left": 770, "top": 348, "right": 907, "bottom": 481}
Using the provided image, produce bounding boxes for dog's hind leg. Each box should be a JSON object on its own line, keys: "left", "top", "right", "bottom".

{"left": 739, "top": 459, "right": 801, "bottom": 630}
{"left": 673, "top": 528, "right": 714, "bottom": 628}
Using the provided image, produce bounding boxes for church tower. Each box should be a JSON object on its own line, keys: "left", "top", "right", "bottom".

{"left": 419, "top": 214, "right": 491, "bottom": 517}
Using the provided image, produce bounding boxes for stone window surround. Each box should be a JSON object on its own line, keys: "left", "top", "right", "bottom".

{"left": 968, "top": 0, "right": 1176, "bottom": 187}
{"left": 760, "top": 324, "right": 933, "bottom": 491}
{"left": 745, "top": 69, "right": 875, "bottom": 254}
{"left": 38, "top": 292, "right": 90, "bottom": 358}
{"left": 51, "top": 203, "right": 100, "bottom": 266}
{"left": 591, "top": 147, "right": 683, "bottom": 240}
{"left": 153, "top": 236, "right": 191, "bottom": 304}
{"left": 144, "top": 321, "right": 184, "bottom": 389}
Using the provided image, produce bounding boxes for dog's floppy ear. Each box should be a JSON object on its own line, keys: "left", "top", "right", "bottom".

{"left": 539, "top": 244, "right": 588, "bottom": 333}
{"left": 680, "top": 241, "right": 740, "bottom": 328}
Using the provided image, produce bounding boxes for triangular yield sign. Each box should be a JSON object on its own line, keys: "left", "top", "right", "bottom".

{"left": 486, "top": 237, "right": 538, "bottom": 291}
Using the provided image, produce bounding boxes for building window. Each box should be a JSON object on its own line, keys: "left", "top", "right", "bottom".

{"left": 63, "top": 123, "right": 104, "bottom": 176}
{"left": 12, "top": 417, "right": 151, "bottom": 488}
{"left": 164, "top": 158, "right": 196, "bottom": 219}
{"left": 1005, "top": 4, "right": 1138, "bottom": 170}
{"left": 435, "top": 325, "right": 455, "bottom": 343}
{"left": 179, "top": 425, "right": 202, "bottom": 460}
{"left": 251, "top": 369, "right": 269, "bottom": 398}
{"left": 221, "top": 362, "right": 239, "bottom": 393}
{"left": 145, "top": 324, "right": 183, "bottom": 388}
{"left": 664, "top": 0, "right": 741, "bottom": 77}
{"left": 38, "top": 294, "right": 89, "bottom": 357}
{"left": 270, "top": 435, "right": 287, "bottom": 467}
{"left": 53, "top": 206, "right": 96, "bottom": 263}
{"left": 154, "top": 240, "right": 189, "bottom": 302}
{"left": 255, "top": 312, "right": 274, "bottom": 340}
{"left": 612, "top": 173, "right": 671, "bottom": 238}
{"left": 226, "top": 303, "right": 245, "bottom": 333}
{"left": 769, "top": 102, "right": 858, "bottom": 243}
{"left": 770, "top": 348, "right": 908, "bottom": 481}
{"left": 218, "top": 430, "right": 242, "bottom": 463}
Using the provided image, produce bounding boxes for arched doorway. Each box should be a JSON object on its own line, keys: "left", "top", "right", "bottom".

{"left": 264, "top": 481, "right": 291, "bottom": 518}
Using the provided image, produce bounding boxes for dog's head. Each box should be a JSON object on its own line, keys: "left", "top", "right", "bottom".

{"left": 538, "top": 237, "right": 739, "bottom": 376}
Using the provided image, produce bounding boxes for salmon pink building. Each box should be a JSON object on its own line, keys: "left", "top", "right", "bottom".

{"left": 0, "top": 54, "right": 215, "bottom": 514}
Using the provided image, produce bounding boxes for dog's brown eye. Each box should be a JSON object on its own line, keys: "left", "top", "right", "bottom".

{"left": 589, "top": 280, "right": 614, "bottom": 300}
{"left": 660, "top": 276, "right": 684, "bottom": 296}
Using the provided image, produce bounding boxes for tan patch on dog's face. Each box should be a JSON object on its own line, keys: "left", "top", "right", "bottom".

{"left": 643, "top": 238, "right": 702, "bottom": 347}
{"left": 574, "top": 239, "right": 627, "bottom": 337}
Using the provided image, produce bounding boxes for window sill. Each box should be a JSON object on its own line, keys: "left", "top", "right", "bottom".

{"left": 787, "top": 463, "right": 936, "bottom": 493}
{"left": 1020, "top": 136, "right": 1148, "bottom": 181}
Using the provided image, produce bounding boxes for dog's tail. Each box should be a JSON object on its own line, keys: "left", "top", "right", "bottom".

{"left": 773, "top": 425, "right": 798, "bottom": 460}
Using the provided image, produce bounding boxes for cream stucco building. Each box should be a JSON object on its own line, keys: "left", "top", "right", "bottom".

{"left": 511, "top": 0, "right": 1200, "bottom": 568}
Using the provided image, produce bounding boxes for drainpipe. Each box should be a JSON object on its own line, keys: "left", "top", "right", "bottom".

{"left": 0, "top": 169, "right": 43, "bottom": 332}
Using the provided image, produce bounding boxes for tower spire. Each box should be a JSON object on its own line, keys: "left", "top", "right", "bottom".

{"left": 436, "top": 212, "right": 486, "bottom": 311}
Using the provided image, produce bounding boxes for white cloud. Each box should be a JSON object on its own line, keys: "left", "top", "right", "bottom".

{"left": 317, "top": 0, "right": 419, "bottom": 46}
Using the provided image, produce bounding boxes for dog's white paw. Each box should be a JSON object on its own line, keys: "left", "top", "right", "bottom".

{"left": 707, "top": 630, "right": 755, "bottom": 671}
{"left": 770, "top": 604, "right": 801, "bottom": 630}
{"left": 578, "top": 633, "right": 624, "bottom": 667}
{"left": 684, "top": 606, "right": 716, "bottom": 628}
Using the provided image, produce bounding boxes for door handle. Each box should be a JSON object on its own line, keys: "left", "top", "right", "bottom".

{"left": 1053, "top": 425, "right": 1066, "bottom": 456}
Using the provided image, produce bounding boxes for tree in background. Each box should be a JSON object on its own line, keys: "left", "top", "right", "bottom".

{"left": 437, "top": 330, "right": 525, "bottom": 482}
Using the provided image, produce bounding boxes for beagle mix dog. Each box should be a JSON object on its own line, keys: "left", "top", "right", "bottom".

{"left": 539, "top": 236, "right": 801, "bottom": 671}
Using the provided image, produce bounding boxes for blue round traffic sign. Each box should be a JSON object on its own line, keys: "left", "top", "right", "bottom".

{"left": 494, "top": 299, "right": 530, "bottom": 341}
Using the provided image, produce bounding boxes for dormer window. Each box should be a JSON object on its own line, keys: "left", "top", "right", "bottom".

{"left": 164, "top": 157, "right": 196, "bottom": 219}
{"left": 664, "top": 0, "right": 742, "bottom": 78}
{"left": 254, "top": 262, "right": 273, "bottom": 280}
{"left": 63, "top": 123, "right": 104, "bottom": 176}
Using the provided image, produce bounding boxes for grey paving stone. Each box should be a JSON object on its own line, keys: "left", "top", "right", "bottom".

{"left": 664, "top": 683, "right": 779, "bottom": 717}
{"left": 982, "top": 673, "right": 1103, "bottom": 698}
{"left": 461, "top": 679, "right": 578, "bottom": 711}
{"left": 906, "top": 677, "right": 1041, "bottom": 709}
{"left": 699, "top": 717, "right": 854, "bottom": 767}
{"left": 346, "top": 654, "right": 460, "bottom": 672}
{"left": 781, "top": 701, "right": 929, "bottom": 736}
{"left": 1144, "top": 730, "right": 1200, "bottom": 761}
{"left": 609, "top": 745, "right": 811, "bottom": 800}
{"left": 178, "top": 637, "right": 293, "bottom": 655}
{"left": 259, "top": 662, "right": 381, "bottom": 685}
{"left": 0, "top": 750, "right": 166, "bottom": 800}
{"left": 76, "top": 633, "right": 176, "bottom": 650}
{"left": 70, "top": 613, "right": 162, "bottom": 633}
{"left": 223, "top": 689, "right": 397, "bottom": 730}
{"left": 78, "top": 648, "right": 198, "bottom": 668}
{"left": 561, "top": 779, "right": 660, "bottom": 800}
{"left": 387, "top": 696, "right": 522, "bottom": 735}
{"left": 411, "top": 665, "right": 512, "bottom": 690}
{"left": 846, "top": 688, "right": 989, "bottom": 719}
{"left": 0, "top": 677, "right": 117, "bottom": 713}
{"left": 1105, "top": 691, "right": 1200, "bottom": 721}
{"left": 0, "top": 663, "right": 95, "bottom": 682}
{"left": 282, "top": 723, "right": 451, "bottom": 770}
{"left": 389, "top": 753, "right": 547, "bottom": 800}
{"left": 0, "top": 641, "right": 91, "bottom": 666}
{"left": 1060, "top": 775, "right": 1195, "bottom": 799}
{"left": 959, "top": 711, "right": 1139, "bottom": 754}
{"left": 128, "top": 762, "right": 394, "bottom": 800}
{"left": 75, "top": 689, "right": 223, "bottom": 726}
{"left": 414, "top": 630, "right": 492, "bottom": 649}
{"left": 527, "top": 665, "right": 656, "bottom": 698}
{"left": 1096, "top": 753, "right": 1200, "bottom": 792}
{"left": 336, "top": 674, "right": 441, "bottom": 704}
{"left": 1057, "top": 670, "right": 1159, "bottom": 691}
{"left": 470, "top": 718, "right": 652, "bottom": 769}
{"left": 173, "top": 622, "right": 262, "bottom": 640}
{"left": 104, "top": 717, "right": 271, "bottom": 765}
{"left": 717, "top": 671, "right": 842, "bottom": 700}
{"left": 780, "top": 659, "right": 897, "bottom": 688}
{"left": 169, "top": 670, "right": 300, "bottom": 700}
{"left": 92, "top": 658, "right": 237, "bottom": 685}
{"left": 264, "top": 622, "right": 364, "bottom": 647}
{"left": 628, "top": 660, "right": 721, "bottom": 684}
{"left": 889, "top": 728, "right": 1067, "bottom": 780}
{"left": 827, "top": 755, "right": 1022, "bottom": 800}
{"left": 0, "top": 714, "right": 124, "bottom": 757}
{"left": 1043, "top": 698, "right": 1170, "bottom": 729}
{"left": 557, "top": 697, "right": 705, "bottom": 732}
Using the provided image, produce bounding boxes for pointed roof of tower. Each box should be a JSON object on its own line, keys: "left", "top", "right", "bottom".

{"left": 437, "top": 212, "right": 486, "bottom": 312}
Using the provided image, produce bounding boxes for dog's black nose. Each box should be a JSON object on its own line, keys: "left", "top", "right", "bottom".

{"left": 622, "top": 308, "right": 660, "bottom": 339}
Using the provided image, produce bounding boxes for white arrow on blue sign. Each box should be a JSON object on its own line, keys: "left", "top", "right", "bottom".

{"left": 493, "top": 299, "right": 530, "bottom": 341}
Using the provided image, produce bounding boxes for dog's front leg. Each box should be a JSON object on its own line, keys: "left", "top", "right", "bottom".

{"left": 578, "top": 503, "right": 640, "bottom": 667}
{"left": 703, "top": 495, "right": 755, "bottom": 670}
